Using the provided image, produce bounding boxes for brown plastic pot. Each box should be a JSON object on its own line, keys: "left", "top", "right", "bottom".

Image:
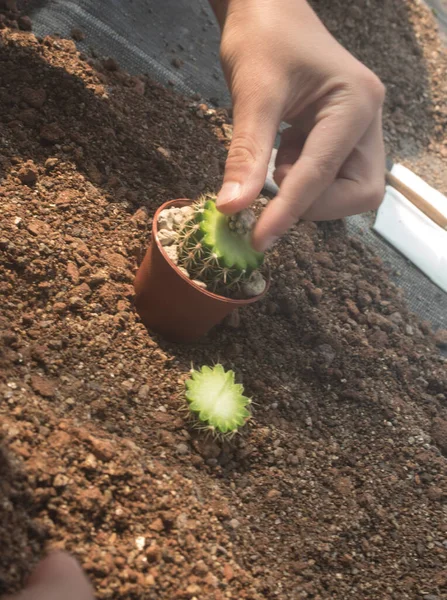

{"left": 134, "top": 199, "right": 270, "bottom": 343}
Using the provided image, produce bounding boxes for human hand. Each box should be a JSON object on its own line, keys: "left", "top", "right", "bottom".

{"left": 210, "top": 0, "right": 385, "bottom": 251}
{"left": 2, "top": 552, "right": 94, "bottom": 600}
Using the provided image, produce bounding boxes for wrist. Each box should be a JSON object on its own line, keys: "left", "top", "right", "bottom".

{"left": 208, "top": 0, "right": 230, "bottom": 29}
{"left": 209, "top": 0, "right": 313, "bottom": 30}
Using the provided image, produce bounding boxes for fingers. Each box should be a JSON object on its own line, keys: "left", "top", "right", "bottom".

{"left": 273, "top": 125, "right": 306, "bottom": 187}
{"left": 4, "top": 552, "right": 94, "bottom": 600}
{"left": 216, "top": 90, "right": 282, "bottom": 215}
{"left": 252, "top": 81, "right": 384, "bottom": 251}
{"left": 299, "top": 175, "right": 382, "bottom": 222}
{"left": 300, "top": 111, "right": 385, "bottom": 220}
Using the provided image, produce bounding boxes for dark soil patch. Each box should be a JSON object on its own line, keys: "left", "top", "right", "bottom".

{"left": 0, "top": 437, "right": 46, "bottom": 593}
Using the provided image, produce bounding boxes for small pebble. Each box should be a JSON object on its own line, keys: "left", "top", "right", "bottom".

{"left": 164, "top": 245, "right": 179, "bottom": 265}
{"left": 135, "top": 536, "right": 145, "bottom": 551}
{"left": 138, "top": 384, "right": 150, "bottom": 399}
{"left": 69, "top": 296, "right": 84, "bottom": 309}
{"left": 18, "top": 163, "right": 38, "bottom": 185}
{"left": 226, "top": 309, "right": 240, "bottom": 328}
{"left": 229, "top": 208, "right": 256, "bottom": 234}
{"left": 157, "top": 229, "right": 177, "bottom": 246}
{"left": 171, "top": 57, "right": 183, "bottom": 69}
{"left": 158, "top": 209, "right": 174, "bottom": 231}
{"left": 434, "top": 329, "right": 447, "bottom": 348}
{"left": 71, "top": 28, "right": 85, "bottom": 41}
{"left": 176, "top": 443, "right": 189, "bottom": 455}
{"left": 178, "top": 266, "right": 190, "bottom": 278}
{"left": 18, "top": 15, "right": 32, "bottom": 31}
{"left": 192, "top": 279, "right": 207, "bottom": 290}
{"left": 241, "top": 271, "right": 266, "bottom": 298}
{"left": 180, "top": 206, "right": 194, "bottom": 219}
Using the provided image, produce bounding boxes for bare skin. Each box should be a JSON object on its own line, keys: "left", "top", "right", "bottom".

{"left": 2, "top": 553, "right": 94, "bottom": 600}
{"left": 209, "top": 0, "right": 385, "bottom": 251}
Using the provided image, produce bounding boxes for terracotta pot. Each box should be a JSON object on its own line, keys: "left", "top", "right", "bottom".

{"left": 134, "top": 199, "right": 270, "bottom": 343}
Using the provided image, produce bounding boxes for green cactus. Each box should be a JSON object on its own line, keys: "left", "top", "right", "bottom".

{"left": 177, "top": 194, "right": 264, "bottom": 295}
{"left": 185, "top": 364, "right": 251, "bottom": 434}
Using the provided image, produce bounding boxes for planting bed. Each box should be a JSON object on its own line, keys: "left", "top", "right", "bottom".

{"left": 1, "top": 1, "right": 447, "bottom": 599}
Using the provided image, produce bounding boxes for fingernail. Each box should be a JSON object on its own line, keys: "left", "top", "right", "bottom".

{"left": 216, "top": 182, "right": 241, "bottom": 208}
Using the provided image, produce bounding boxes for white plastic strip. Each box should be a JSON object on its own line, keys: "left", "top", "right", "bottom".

{"left": 374, "top": 164, "right": 447, "bottom": 293}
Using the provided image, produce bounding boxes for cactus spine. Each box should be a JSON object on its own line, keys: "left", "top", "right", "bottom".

{"left": 176, "top": 194, "right": 264, "bottom": 296}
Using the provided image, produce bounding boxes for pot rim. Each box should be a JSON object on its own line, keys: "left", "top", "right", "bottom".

{"left": 153, "top": 199, "right": 270, "bottom": 306}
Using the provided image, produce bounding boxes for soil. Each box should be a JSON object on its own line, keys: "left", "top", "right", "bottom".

{"left": 0, "top": 2, "right": 447, "bottom": 600}
{"left": 310, "top": 0, "right": 447, "bottom": 194}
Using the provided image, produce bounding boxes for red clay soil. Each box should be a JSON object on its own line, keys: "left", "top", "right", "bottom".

{"left": 1, "top": 2, "right": 447, "bottom": 599}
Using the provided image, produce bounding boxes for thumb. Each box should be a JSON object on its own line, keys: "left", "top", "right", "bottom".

{"left": 216, "top": 96, "right": 280, "bottom": 215}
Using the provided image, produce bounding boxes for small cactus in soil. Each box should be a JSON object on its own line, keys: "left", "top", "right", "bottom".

{"left": 176, "top": 194, "right": 264, "bottom": 296}
{"left": 185, "top": 364, "right": 251, "bottom": 434}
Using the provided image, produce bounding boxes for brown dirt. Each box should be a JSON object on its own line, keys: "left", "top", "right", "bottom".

{"left": 1, "top": 2, "right": 447, "bottom": 600}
